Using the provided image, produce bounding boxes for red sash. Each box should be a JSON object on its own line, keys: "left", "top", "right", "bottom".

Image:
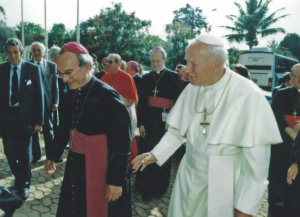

{"left": 284, "top": 115, "right": 300, "bottom": 128}
{"left": 69, "top": 130, "right": 108, "bottom": 217}
{"left": 148, "top": 96, "right": 174, "bottom": 110}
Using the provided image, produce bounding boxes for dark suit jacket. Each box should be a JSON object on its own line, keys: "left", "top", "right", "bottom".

{"left": 30, "top": 59, "right": 58, "bottom": 111}
{"left": 272, "top": 83, "right": 287, "bottom": 100}
{"left": 0, "top": 61, "right": 44, "bottom": 135}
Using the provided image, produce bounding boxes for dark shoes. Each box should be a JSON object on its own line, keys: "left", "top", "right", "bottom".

{"left": 0, "top": 186, "right": 23, "bottom": 217}
{"left": 16, "top": 188, "right": 29, "bottom": 201}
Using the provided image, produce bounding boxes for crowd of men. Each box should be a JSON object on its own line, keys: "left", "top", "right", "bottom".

{"left": 0, "top": 34, "right": 300, "bottom": 217}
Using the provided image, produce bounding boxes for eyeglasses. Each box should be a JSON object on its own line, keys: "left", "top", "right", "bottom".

{"left": 55, "top": 66, "right": 80, "bottom": 79}
{"left": 292, "top": 73, "right": 300, "bottom": 78}
{"left": 106, "top": 60, "right": 114, "bottom": 64}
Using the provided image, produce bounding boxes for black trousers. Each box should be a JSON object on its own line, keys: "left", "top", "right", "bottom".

{"left": 32, "top": 109, "right": 54, "bottom": 160}
{"left": 2, "top": 107, "right": 32, "bottom": 191}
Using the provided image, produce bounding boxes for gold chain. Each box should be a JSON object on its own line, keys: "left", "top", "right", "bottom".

{"left": 195, "top": 73, "right": 232, "bottom": 115}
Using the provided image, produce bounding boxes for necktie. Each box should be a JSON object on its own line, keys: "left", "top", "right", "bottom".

{"left": 11, "top": 67, "right": 19, "bottom": 106}
{"left": 38, "top": 62, "right": 44, "bottom": 80}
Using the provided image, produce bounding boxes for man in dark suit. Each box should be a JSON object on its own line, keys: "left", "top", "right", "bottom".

{"left": 30, "top": 42, "right": 59, "bottom": 163}
{"left": 0, "top": 38, "right": 44, "bottom": 200}
{"left": 272, "top": 71, "right": 292, "bottom": 99}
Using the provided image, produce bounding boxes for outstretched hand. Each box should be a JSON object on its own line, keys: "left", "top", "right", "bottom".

{"left": 44, "top": 159, "right": 56, "bottom": 174}
{"left": 131, "top": 153, "right": 157, "bottom": 171}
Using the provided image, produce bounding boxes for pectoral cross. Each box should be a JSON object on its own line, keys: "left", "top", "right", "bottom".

{"left": 153, "top": 86, "right": 159, "bottom": 96}
{"left": 200, "top": 108, "right": 210, "bottom": 135}
{"left": 293, "top": 111, "right": 297, "bottom": 118}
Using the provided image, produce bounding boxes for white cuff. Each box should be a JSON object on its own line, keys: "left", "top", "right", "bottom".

{"left": 151, "top": 131, "right": 183, "bottom": 166}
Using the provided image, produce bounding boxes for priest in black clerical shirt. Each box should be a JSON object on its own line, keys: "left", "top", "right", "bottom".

{"left": 136, "top": 46, "right": 182, "bottom": 201}
{"left": 269, "top": 63, "right": 300, "bottom": 217}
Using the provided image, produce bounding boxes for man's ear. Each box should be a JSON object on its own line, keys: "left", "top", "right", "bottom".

{"left": 214, "top": 59, "right": 222, "bottom": 72}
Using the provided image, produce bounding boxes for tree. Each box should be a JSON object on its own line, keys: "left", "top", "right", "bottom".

{"left": 0, "top": 5, "right": 6, "bottom": 27}
{"left": 220, "top": 0, "right": 288, "bottom": 49}
{"left": 228, "top": 47, "right": 243, "bottom": 69}
{"left": 165, "top": 4, "right": 211, "bottom": 69}
{"left": 16, "top": 22, "right": 44, "bottom": 45}
{"left": 48, "top": 23, "right": 66, "bottom": 47}
{"left": 280, "top": 33, "right": 300, "bottom": 60}
{"left": 0, "top": 26, "right": 17, "bottom": 53}
{"left": 172, "top": 4, "right": 211, "bottom": 36}
{"left": 79, "top": 3, "right": 153, "bottom": 64}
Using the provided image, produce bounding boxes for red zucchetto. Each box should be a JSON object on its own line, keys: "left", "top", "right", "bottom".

{"left": 128, "top": 61, "right": 138, "bottom": 68}
{"left": 101, "top": 57, "right": 108, "bottom": 63}
{"left": 61, "top": 42, "right": 89, "bottom": 54}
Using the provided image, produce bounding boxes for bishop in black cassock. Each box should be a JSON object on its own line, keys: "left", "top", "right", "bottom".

{"left": 136, "top": 46, "right": 182, "bottom": 201}
{"left": 44, "top": 42, "right": 131, "bottom": 217}
{"left": 270, "top": 82, "right": 300, "bottom": 217}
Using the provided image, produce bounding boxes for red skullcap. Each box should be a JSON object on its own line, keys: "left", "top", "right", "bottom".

{"left": 101, "top": 57, "right": 108, "bottom": 63}
{"left": 61, "top": 42, "right": 89, "bottom": 54}
{"left": 152, "top": 46, "right": 164, "bottom": 50}
{"left": 128, "top": 61, "right": 138, "bottom": 68}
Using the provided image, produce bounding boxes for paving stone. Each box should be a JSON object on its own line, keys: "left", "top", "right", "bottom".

{"left": 41, "top": 212, "right": 55, "bottom": 217}
{"left": 133, "top": 201, "right": 151, "bottom": 209}
{"left": 135, "top": 206, "right": 148, "bottom": 217}
{"left": 32, "top": 205, "right": 50, "bottom": 213}
{"left": 50, "top": 204, "right": 58, "bottom": 214}
{"left": 42, "top": 197, "right": 52, "bottom": 206}
{"left": 33, "top": 190, "right": 44, "bottom": 199}
{"left": 45, "top": 181, "right": 54, "bottom": 188}
{"left": 37, "top": 186, "right": 52, "bottom": 194}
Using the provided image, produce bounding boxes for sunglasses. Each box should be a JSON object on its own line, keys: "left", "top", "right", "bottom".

{"left": 106, "top": 60, "right": 114, "bottom": 64}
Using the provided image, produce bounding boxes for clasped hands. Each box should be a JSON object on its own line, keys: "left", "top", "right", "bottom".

{"left": 43, "top": 159, "right": 122, "bottom": 201}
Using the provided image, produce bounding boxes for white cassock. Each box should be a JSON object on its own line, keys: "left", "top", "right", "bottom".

{"left": 151, "top": 67, "right": 282, "bottom": 217}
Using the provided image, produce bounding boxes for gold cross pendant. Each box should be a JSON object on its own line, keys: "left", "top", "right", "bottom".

{"left": 200, "top": 109, "right": 210, "bottom": 135}
{"left": 153, "top": 86, "right": 159, "bottom": 96}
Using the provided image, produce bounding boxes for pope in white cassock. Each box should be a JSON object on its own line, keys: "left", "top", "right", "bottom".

{"left": 132, "top": 35, "right": 282, "bottom": 217}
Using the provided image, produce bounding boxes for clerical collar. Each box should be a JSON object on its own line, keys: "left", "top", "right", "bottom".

{"left": 77, "top": 77, "right": 95, "bottom": 91}
{"left": 202, "top": 67, "right": 230, "bottom": 91}
{"left": 155, "top": 67, "right": 165, "bottom": 74}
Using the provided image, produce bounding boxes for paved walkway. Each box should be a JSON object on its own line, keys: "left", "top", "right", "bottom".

{"left": 0, "top": 138, "right": 268, "bottom": 217}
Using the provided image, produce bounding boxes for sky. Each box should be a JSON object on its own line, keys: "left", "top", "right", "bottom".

{"left": 1, "top": 0, "right": 300, "bottom": 50}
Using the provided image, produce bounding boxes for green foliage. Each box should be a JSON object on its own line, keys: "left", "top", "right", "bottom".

{"left": 228, "top": 47, "right": 243, "bottom": 69}
{"left": 0, "top": 5, "right": 6, "bottom": 26}
{"left": 280, "top": 33, "right": 300, "bottom": 60}
{"left": 165, "top": 4, "right": 210, "bottom": 69}
{"left": 267, "top": 39, "right": 298, "bottom": 60}
{"left": 16, "top": 22, "right": 45, "bottom": 45}
{"left": 0, "top": 26, "right": 17, "bottom": 53}
{"left": 220, "top": 0, "right": 288, "bottom": 49}
{"left": 48, "top": 23, "right": 66, "bottom": 47}
{"left": 79, "top": 3, "right": 154, "bottom": 65}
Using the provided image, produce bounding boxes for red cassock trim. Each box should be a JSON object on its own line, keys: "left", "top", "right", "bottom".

{"left": 147, "top": 96, "right": 174, "bottom": 110}
{"left": 284, "top": 115, "right": 300, "bottom": 128}
{"left": 69, "top": 129, "right": 108, "bottom": 217}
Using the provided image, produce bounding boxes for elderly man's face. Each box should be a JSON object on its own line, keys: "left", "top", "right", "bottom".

{"left": 292, "top": 68, "right": 300, "bottom": 89}
{"left": 181, "top": 67, "right": 190, "bottom": 81}
{"left": 125, "top": 64, "right": 135, "bottom": 77}
{"left": 106, "top": 56, "right": 120, "bottom": 74}
{"left": 57, "top": 52, "right": 89, "bottom": 90}
{"left": 121, "top": 61, "right": 126, "bottom": 71}
{"left": 31, "top": 44, "right": 45, "bottom": 62}
{"left": 151, "top": 52, "right": 166, "bottom": 72}
{"left": 185, "top": 43, "right": 218, "bottom": 86}
{"left": 138, "top": 65, "right": 143, "bottom": 74}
